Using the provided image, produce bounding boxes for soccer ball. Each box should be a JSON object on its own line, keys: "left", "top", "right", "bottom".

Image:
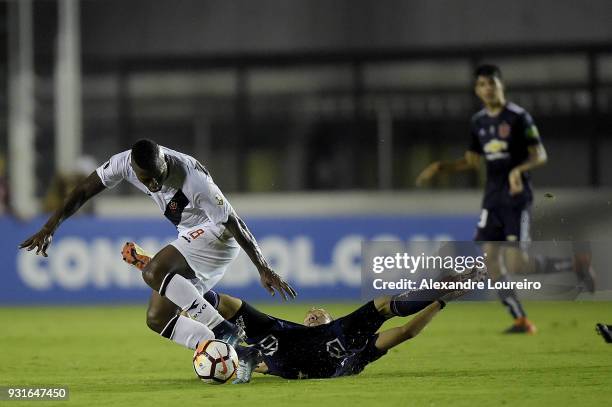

{"left": 193, "top": 339, "right": 238, "bottom": 384}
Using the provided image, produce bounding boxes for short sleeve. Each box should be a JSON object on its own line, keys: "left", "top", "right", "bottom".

{"left": 192, "top": 171, "right": 233, "bottom": 225}
{"left": 520, "top": 112, "right": 542, "bottom": 146}
{"left": 95, "top": 150, "right": 130, "bottom": 189}
{"left": 468, "top": 121, "right": 483, "bottom": 154}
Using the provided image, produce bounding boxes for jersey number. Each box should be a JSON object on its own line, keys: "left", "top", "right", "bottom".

{"left": 188, "top": 229, "right": 205, "bottom": 240}
{"left": 477, "top": 209, "right": 488, "bottom": 228}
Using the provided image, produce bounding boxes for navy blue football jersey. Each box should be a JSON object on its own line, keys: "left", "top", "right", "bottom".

{"left": 468, "top": 102, "right": 542, "bottom": 208}
{"left": 233, "top": 302, "right": 387, "bottom": 379}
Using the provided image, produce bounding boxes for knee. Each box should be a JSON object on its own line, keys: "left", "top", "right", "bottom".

{"left": 217, "top": 294, "right": 242, "bottom": 319}
{"left": 142, "top": 261, "right": 166, "bottom": 291}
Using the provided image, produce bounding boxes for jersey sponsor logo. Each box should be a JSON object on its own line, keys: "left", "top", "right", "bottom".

{"left": 326, "top": 338, "right": 348, "bottom": 358}
{"left": 483, "top": 139, "right": 509, "bottom": 160}
{"left": 257, "top": 334, "right": 279, "bottom": 356}
{"left": 498, "top": 122, "right": 511, "bottom": 138}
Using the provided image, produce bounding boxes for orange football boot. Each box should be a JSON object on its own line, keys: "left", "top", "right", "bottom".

{"left": 121, "top": 242, "right": 152, "bottom": 271}
{"left": 504, "top": 317, "right": 537, "bottom": 334}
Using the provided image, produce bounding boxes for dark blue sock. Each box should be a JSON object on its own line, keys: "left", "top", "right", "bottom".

{"left": 389, "top": 289, "right": 443, "bottom": 316}
{"left": 203, "top": 290, "right": 220, "bottom": 309}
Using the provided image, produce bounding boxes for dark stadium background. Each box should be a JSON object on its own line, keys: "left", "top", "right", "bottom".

{"left": 1, "top": 2, "right": 611, "bottom": 406}
{"left": 1, "top": 0, "right": 611, "bottom": 303}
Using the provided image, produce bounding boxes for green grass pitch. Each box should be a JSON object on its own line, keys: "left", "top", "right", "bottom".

{"left": 1, "top": 301, "right": 611, "bottom": 406}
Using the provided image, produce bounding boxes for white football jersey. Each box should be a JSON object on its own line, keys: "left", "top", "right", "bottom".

{"left": 96, "top": 146, "right": 234, "bottom": 235}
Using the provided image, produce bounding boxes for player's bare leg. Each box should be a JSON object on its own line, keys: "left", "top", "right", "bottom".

{"left": 146, "top": 291, "right": 181, "bottom": 333}
{"left": 373, "top": 268, "right": 484, "bottom": 351}
{"left": 375, "top": 301, "right": 443, "bottom": 351}
{"left": 373, "top": 263, "right": 486, "bottom": 320}
{"left": 215, "top": 294, "right": 243, "bottom": 320}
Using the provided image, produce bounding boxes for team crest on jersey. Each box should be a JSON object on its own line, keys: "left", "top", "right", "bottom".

{"left": 169, "top": 201, "right": 178, "bottom": 211}
{"left": 215, "top": 194, "right": 224, "bottom": 206}
{"left": 498, "top": 122, "right": 511, "bottom": 138}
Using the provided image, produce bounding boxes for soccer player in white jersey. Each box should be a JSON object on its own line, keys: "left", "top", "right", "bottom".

{"left": 20, "top": 139, "right": 296, "bottom": 360}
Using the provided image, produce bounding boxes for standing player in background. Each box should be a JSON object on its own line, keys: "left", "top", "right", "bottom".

{"left": 416, "top": 64, "right": 593, "bottom": 334}
{"left": 20, "top": 139, "right": 295, "bottom": 360}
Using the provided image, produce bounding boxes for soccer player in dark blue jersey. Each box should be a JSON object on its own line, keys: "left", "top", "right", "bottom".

{"left": 205, "top": 272, "right": 476, "bottom": 383}
{"left": 416, "top": 64, "right": 594, "bottom": 333}
{"left": 122, "top": 244, "right": 484, "bottom": 383}
{"left": 416, "top": 65, "right": 594, "bottom": 333}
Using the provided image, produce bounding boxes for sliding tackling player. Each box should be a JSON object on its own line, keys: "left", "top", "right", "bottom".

{"left": 122, "top": 242, "right": 484, "bottom": 383}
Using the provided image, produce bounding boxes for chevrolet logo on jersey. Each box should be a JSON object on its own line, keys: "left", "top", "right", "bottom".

{"left": 483, "top": 139, "right": 509, "bottom": 160}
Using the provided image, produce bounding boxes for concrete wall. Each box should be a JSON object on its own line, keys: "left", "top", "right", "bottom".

{"left": 81, "top": 0, "right": 612, "bottom": 56}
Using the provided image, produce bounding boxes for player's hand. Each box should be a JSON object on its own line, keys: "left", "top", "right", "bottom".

{"left": 508, "top": 168, "right": 524, "bottom": 195}
{"left": 259, "top": 267, "right": 297, "bottom": 301}
{"left": 415, "top": 161, "right": 440, "bottom": 187}
{"left": 19, "top": 226, "right": 54, "bottom": 257}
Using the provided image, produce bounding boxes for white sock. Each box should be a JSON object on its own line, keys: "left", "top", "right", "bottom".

{"left": 160, "top": 273, "right": 224, "bottom": 329}
{"left": 161, "top": 315, "right": 214, "bottom": 350}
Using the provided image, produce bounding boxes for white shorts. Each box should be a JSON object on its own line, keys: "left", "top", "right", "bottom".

{"left": 170, "top": 221, "right": 240, "bottom": 295}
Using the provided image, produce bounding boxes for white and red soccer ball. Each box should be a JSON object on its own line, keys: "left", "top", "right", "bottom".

{"left": 193, "top": 339, "right": 238, "bottom": 384}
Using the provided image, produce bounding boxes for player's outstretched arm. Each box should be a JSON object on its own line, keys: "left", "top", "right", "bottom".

{"left": 224, "top": 213, "right": 297, "bottom": 300}
{"left": 415, "top": 151, "right": 481, "bottom": 186}
{"left": 19, "top": 171, "right": 106, "bottom": 256}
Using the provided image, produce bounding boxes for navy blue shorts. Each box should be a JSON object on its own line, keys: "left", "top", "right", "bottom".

{"left": 474, "top": 205, "right": 531, "bottom": 242}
